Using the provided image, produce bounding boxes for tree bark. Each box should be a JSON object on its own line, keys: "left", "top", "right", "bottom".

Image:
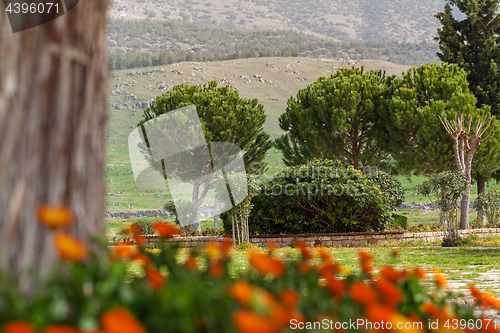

{"left": 0, "top": 1, "right": 109, "bottom": 290}
{"left": 460, "top": 184, "right": 470, "bottom": 230}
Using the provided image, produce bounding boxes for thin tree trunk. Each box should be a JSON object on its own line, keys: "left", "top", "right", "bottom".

{"left": 460, "top": 183, "right": 470, "bottom": 230}
{"left": 0, "top": 1, "right": 109, "bottom": 290}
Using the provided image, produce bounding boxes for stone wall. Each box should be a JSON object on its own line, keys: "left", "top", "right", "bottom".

{"left": 137, "top": 228, "right": 500, "bottom": 248}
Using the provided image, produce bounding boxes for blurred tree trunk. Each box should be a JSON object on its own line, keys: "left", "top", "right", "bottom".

{"left": 0, "top": 0, "right": 109, "bottom": 290}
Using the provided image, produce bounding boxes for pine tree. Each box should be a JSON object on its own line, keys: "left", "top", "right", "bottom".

{"left": 435, "top": 0, "right": 500, "bottom": 199}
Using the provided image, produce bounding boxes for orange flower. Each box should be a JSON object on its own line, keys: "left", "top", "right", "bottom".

{"left": 316, "top": 247, "right": 331, "bottom": 261}
{"left": 380, "top": 266, "right": 403, "bottom": 281}
{"left": 184, "top": 254, "right": 198, "bottom": 271}
{"left": 101, "top": 307, "right": 146, "bottom": 333}
{"left": 391, "top": 249, "right": 400, "bottom": 257}
{"left": 432, "top": 268, "right": 448, "bottom": 289}
{"left": 208, "top": 261, "right": 225, "bottom": 278}
{"left": 153, "top": 221, "right": 180, "bottom": 239}
{"left": 146, "top": 267, "right": 166, "bottom": 291}
{"left": 3, "top": 321, "right": 36, "bottom": 333}
{"left": 232, "top": 310, "right": 275, "bottom": 333}
{"left": 126, "top": 223, "right": 146, "bottom": 247}
{"left": 131, "top": 253, "right": 151, "bottom": 268}
{"left": 53, "top": 232, "right": 89, "bottom": 262}
{"left": 374, "top": 278, "right": 403, "bottom": 305}
{"left": 319, "top": 262, "right": 341, "bottom": 278}
{"left": 42, "top": 325, "right": 79, "bottom": 333}
{"left": 37, "top": 205, "right": 73, "bottom": 229}
{"left": 421, "top": 301, "right": 450, "bottom": 321}
{"left": 220, "top": 237, "right": 233, "bottom": 253}
{"left": 412, "top": 267, "right": 427, "bottom": 280}
{"left": 297, "top": 261, "right": 310, "bottom": 274}
{"left": 349, "top": 281, "right": 378, "bottom": 306}
{"left": 482, "top": 292, "right": 500, "bottom": 309}
{"left": 358, "top": 250, "right": 373, "bottom": 263}
{"left": 361, "top": 262, "right": 373, "bottom": 274}
{"left": 267, "top": 241, "right": 277, "bottom": 252}
{"left": 112, "top": 243, "right": 137, "bottom": 260}
{"left": 270, "top": 307, "right": 305, "bottom": 331}
{"left": 229, "top": 281, "right": 254, "bottom": 307}
{"left": 206, "top": 242, "right": 222, "bottom": 261}
{"left": 324, "top": 277, "right": 346, "bottom": 302}
{"left": 280, "top": 289, "right": 300, "bottom": 308}
{"left": 366, "top": 303, "right": 395, "bottom": 323}
{"left": 295, "top": 241, "right": 312, "bottom": 260}
{"left": 249, "top": 251, "right": 285, "bottom": 278}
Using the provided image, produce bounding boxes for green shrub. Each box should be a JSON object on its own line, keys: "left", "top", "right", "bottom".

{"left": 473, "top": 189, "right": 500, "bottom": 224}
{"left": 392, "top": 213, "right": 408, "bottom": 230}
{"left": 366, "top": 171, "right": 405, "bottom": 210}
{"left": 245, "top": 160, "right": 393, "bottom": 235}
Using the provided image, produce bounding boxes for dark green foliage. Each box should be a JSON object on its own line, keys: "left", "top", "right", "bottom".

{"left": 473, "top": 189, "right": 500, "bottom": 224}
{"left": 140, "top": 81, "right": 272, "bottom": 175}
{"left": 107, "top": 19, "right": 439, "bottom": 70}
{"left": 366, "top": 171, "right": 405, "bottom": 210}
{"left": 435, "top": 0, "right": 500, "bottom": 116}
{"left": 244, "top": 160, "right": 393, "bottom": 235}
{"left": 275, "top": 67, "right": 386, "bottom": 169}
{"left": 392, "top": 213, "right": 408, "bottom": 229}
{"left": 375, "top": 62, "right": 492, "bottom": 175}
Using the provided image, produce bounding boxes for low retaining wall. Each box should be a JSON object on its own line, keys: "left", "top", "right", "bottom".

{"left": 139, "top": 228, "right": 500, "bottom": 248}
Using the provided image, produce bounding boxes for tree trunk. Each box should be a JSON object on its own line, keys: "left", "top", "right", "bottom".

{"left": 0, "top": 1, "right": 109, "bottom": 290}
{"left": 460, "top": 184, "right": 470, "bottom": 230}
{"left": 477, "top": 178, "right": 486, "bottom": 224}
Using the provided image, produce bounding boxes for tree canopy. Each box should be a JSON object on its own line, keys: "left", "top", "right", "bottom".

{"left": 275, "top": 67, "right": 386, "bottom": 169}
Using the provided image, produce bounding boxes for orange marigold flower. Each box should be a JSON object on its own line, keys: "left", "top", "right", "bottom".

{"left": 374, "top": 278, "right": 403, "bottom": 305}
{"left": 232, "top": 310, "right": 274, "bottom": 333}
{"left": 42, "top": 325, "right": 79, "bottom": 333}
{"left": 37, "top": 205, "right": 72, "bottom": 229}
{"left": 184, "top": 254, "right": 198, "bottom": 271}
{"left": 249, "top": 251, "right": 285, "bottom": 278}
{"left": 358, "top": 250, "right": 373, "bottom": 263}
{"left": 391, "top": 249, "right": 400, "bottom": 257}
{"left": 412, "top": 267, "right": 427, "bottom": 280}
{"left": 53, "top": 232, "right": 89, "bottom": 262}
{"left": 432, "top": 268, "right": 448, "bottom": 289}
{"left": 153, "top": 221, "right": 180, "bottom": 239}
{"left": 361, "top": 262, "right": 373, "bottom": 274}
{"left": 131, "top": 253, "right": 151, "bottom": 268}
{"left": 112, "top": 243, "right": 137, "bottom": 260}
{"left": 319, "top": 262, "right": 341, "bottom": 278}
{"left": 220, "top": 237, "right": 233, "bottom": 253}
{"left": 482, "top": 292, "right": 500, "bottom": 309}
{"left": 421, "top": 301, "right": 450, "bottom": 321}
{"left": 316, "top": 247, "right": 331, "bottom": 261}
{"left": 206, "top": 242, "right": 222, "bottom": 261}
{"left": 271, "top": 307, "right": 305, "bottom": 331}
{"left": 469, "top": 284, "right": 483, "bottom": 301}
{"left": 266, "top": 241, "right": 277, "bottom": 252}
{"left": 229, "top": 281, "right": 254, "bottom": 307}
{"left": 349, "top": 281, "right": 378, "bottom": 306}
{"left": 146, "top": 267, "right": 166, "bottom": 291}
{"left": 208, "top": 261, "right": 225, "bottom": 278}
{"left": 380, "top": 266, "right": 403, "bottom": 281}
{"left": 295, "top": 241, "right": 312, "bottom": 260}
{"left": 127, "top": 223, "right": 146, "bottom": 247}
{"left": 3, "top": 321, "right": 36, "bottom": 333}
{"left": 101, "top": 307, "right": 146, "bottom": 333}
{"left": 366, "top": 304, "right": 395, "bottom": 323}
{"left": 297, "top": 261, "right": 310, "bottom": 274}
{"left": 280, "top": 289, "right": 300, "bottom": 308}
{"left": 324, "top": 277, "right": 346, "bottom": 302}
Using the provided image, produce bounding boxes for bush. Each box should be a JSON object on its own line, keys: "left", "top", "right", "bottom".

{"left": 2, "top": 211, "right": 500, "bottom": 332}
{"left": 473, "top": 189, "right": 500, "bottom": 224}
{"left": 391, "top": 213, "right": 408, "bottom": 230}
{"left": 244, "top": 160, "right": 393, "bottom": 235}
{"left": 366, "top": 171, "right": 405, "bottom": 210}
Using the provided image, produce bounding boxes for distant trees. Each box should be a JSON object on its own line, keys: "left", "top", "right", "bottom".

{"left": 107, "top": 19, "right": 439, "bottom": 70}
{"left": 275, "top": 67, "right": 386, "bottom": 169}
